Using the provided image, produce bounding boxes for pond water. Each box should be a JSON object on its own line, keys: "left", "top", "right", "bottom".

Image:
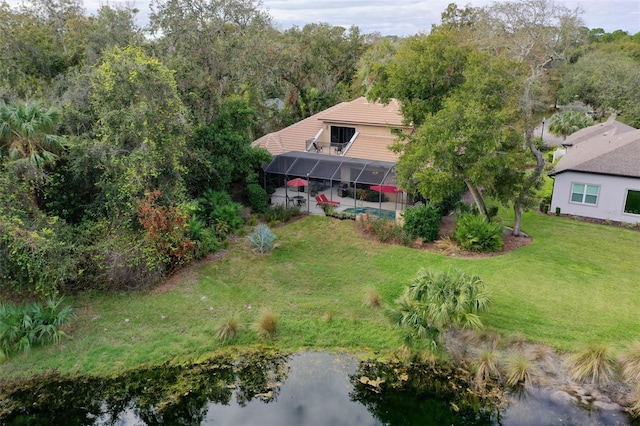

{"left": 1, "top": 352, "right": 634, "bottom": 425}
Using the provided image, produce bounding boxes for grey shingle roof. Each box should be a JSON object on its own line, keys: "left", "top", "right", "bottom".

{"left": 561, "top": 115, "right": 635, "bottom": 147}
{"left": 551, "top": 126, "right": 640, "bottom": 178}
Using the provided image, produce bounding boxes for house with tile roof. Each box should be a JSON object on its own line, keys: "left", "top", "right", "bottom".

{"left": 252, "top": 97, "right": 412, "bottom": 214}
{"left": 549, "top": 115, "right": 640, "bottom": 223}
{"left": 252, "top": 96, "right": 410, "bottom": 163}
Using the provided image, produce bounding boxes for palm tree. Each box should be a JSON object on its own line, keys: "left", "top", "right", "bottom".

{"left": 547, "top": 110, "right": 593, "bottom": 140}
{"left": 386, "top": 268, "right": 491, "bottom": 350}
{"left": 0, "top": 100, "right": 64, "bottom": 172}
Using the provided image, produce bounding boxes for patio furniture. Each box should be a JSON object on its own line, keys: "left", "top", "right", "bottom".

{"left": 293, "top": 195, "right": 306, "bottom": 206}
{"left": 320, "top": 194, "right": 340, "bottom": 207}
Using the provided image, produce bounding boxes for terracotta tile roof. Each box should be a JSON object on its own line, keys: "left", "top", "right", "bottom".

{"left": 251, "top": 102, "right": 346, "bottom": 155}
{"left": 551, "top": 128, "right": 640, "bottom": 178}
{"left": 252, "top": 97, "right": 407, "bottom": 163}
{"left": 344, "top": 134, "right": 400, "bottom": 162}
{"left": 320, "top": 97, "right": 406, "bottom": 128}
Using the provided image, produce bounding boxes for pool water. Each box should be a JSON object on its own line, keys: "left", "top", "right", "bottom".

{"left": 342, "top": 207, "right": 397, "bottom": 221}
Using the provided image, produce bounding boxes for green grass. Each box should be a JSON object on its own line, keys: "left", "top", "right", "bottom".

{"left": 1, "top": 212, "right": 639, "bottom": 379}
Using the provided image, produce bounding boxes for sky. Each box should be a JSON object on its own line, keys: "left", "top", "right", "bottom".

{"left": 6, "top": 0, "right": 640, "bottom": 36}
{"left": 258, "top": 0, "right": 640, "bottom": 36}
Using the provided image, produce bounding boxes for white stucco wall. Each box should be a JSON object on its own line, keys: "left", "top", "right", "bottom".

{"left": 551, "top": 171, "right": 640, "bottom": 224}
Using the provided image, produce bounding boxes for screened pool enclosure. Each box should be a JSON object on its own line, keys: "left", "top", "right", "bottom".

{"left": 261, "top": 152, "right": 405, "bottom": 214}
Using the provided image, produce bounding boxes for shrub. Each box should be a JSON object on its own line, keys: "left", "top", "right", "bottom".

{"left": 247, "top": 224, "right": 277, "bottom": 254}
{"left": 210, "top": 203, "right": 245, "bottom": 234}
{"left": 430, "top": 185, "right": 466, "bottom": 216}
{"left": 454, "top": 214, "right": 504, "bottom": 253}
{"left": 434, "top": 237, "right": 459, "bottom": 255}
{"left": 197, "top": 189, "right": 232, "bottom": 222}
{"left": 263, "top": 204, "right": 300, "bottom": 223}
{"left": 0, "top": 216, "right": 78, "bottom": 297}
{"left": 88, "top": 229, "right": 166, "bottom": 291}
{"left": 0, "top": 298, "right": 75, "bottom": 357}
{"left": 254, "top": 309, "right": 278, "bottom": 338}
{"left": 352, "top": 189, "right": 388, "bottom": 202}
{"left": 246, "top": 183, "right": 269, "bottom": 214}
{"left": 216, "top": 315, "right": 241, "bottom": 342}
{"left": 187, "top": 217, "right": 219, "bottom": 258}
{"left": 567, "top": 343, "right": 617, "bottom": 384}
{"left": 402, "top": 204, "right": 441, "bottom": 242}
{"left": 386, "top": 268, "right": 491, "bottom": 350}
{"left": 137, "top": 190, "right": 195, "bottom": 268}
{"left": 631, "top": 385, "right": 640, "bottom": 418}
{"left": 357, "top": 213, "right": 407, "bottom": 243}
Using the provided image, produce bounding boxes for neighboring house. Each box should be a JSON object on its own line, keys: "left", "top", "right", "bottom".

{"left": 549, "top": 115, "right": 640, "bottom": 223}
{"left": 252, "top": 97, "right": 410, "bottom": 163}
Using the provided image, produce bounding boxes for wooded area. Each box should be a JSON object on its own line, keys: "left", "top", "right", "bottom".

{"left": 0, "top": 0, "right": 638, "bottom": 298}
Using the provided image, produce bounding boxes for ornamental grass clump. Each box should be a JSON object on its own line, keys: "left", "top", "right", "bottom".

{"left": 215, "top": 315, "right": 241, "bottom": 342}
{"left": 474, "top": 346, "right": 501, "bottom": 389}
{"left": 247, "top": 224, "right": 276, "bottom": 254}
{"left": 364, "top": 289, "right": 381, "bottom": 309}
{"left": 504, "top": 352, "right": 537, "bottom": 388}
{"left": 254, "top": 309, "right": 278, "bottom": 338}
{"left": 567, "top": 343, "right": 618, "bottom": 384}
{"left": 621, "top": 341, "right": 640, "bottom": 383}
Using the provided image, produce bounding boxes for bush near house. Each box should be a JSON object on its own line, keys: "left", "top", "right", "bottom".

{"left": 246, "top": 183, "right": 269, "bottom": 214}
{"left": 402, "top": 204, "right": 441, "bottom": 242}
{"left": 454, "top": 214, "right": 504, "bottom": 253}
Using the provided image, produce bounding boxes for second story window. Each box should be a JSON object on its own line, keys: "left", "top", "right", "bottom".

{"left": 330, "top": 126, "right": 355, "bottom": 144}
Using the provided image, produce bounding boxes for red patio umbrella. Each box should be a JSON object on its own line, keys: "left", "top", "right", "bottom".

{"left": 287, "top": 177, "right": 309, "bottom": 187}
{"left": 370, "top": 184, "right": 402, "bottom": 193}
{"left": 371, "top": 184, "right": 404, "bottom": 212}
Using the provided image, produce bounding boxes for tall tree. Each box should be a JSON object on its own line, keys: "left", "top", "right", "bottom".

{"left": 368, "top": 30, "right": 470, "bottom": 126}
{"left": 274, "top": 23, "right": 367, "bottom": 121}
{"left": 0, "top": 0, "right": 89, "bottom": 98}
{"left": 393, "top": 51, "right": 526, "bottom": 215}
{"left": 90, "top": 46, "right": 188, "bottom": 219}
{"left": 476, "top": 0, "right": 584, "bottom": 234}
{"left": 149, "top": 0, "right": 275, "bottom": 125}
{"left": 184, "top": 94, "right": 271, "bottom": 197}
{"left": 559, "top": 49, "right": 640, "bottom": 126}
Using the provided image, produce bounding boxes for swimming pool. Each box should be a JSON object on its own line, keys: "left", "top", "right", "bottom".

{"left": 342, "top": 207, "right": 397, "bottom": 221}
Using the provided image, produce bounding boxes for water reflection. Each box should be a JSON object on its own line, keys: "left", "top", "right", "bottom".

{"left": 205, "top": 352, "right": 377, "bottom": 425}
{"left": 0, "top": 351, "right": 633, "bottom": 425}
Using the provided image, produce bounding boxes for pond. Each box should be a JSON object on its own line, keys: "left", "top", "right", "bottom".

{"left": 0, "top": 352, "right": 633, "bottom": 425}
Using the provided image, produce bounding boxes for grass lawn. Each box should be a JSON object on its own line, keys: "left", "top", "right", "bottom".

{"left": 2, "top": 211, "right": 639, "bottom": 378}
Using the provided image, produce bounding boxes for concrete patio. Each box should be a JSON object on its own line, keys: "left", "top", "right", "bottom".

{"left": 270, "top": 183, "right": 406, "bottom": 218}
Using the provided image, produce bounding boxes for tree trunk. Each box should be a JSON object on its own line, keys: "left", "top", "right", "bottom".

{"left": 512, "top": 200, "right": 523, "bottom": 237}
{"left": 464, "top": 179, "right": 488, "bottom": 218}
{"left": 512, "top": 127, "right": 545, "bottom": 236}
